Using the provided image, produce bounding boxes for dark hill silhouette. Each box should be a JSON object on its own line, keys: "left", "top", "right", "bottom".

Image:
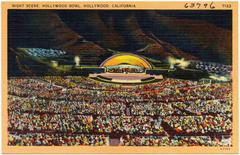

{"left": 8, "top": 10, "right": 232, "bottom": 75}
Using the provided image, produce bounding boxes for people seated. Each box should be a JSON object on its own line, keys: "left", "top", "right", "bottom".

{"left": 25, "top": 48, "right": 66, "bottom": 58}
{"left": 106, "top": 65, "right": 144, "bottom": 73}
{"left": 191, "top": 61, "right": 231, "bottom": 75}
{"left": 8, "top": 76, "right": 232, "bottom": 146}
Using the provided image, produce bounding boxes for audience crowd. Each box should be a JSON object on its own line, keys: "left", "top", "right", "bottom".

{"left": 25, "top": 48, "right": 66, "bottom": 58}
{"left": 8, "top": 76, "right": 232, "bottom": 146}
{"left": 190, "top": 61, "right": 232, "bottom": 75}
{"left": 8, "top": 133, "right": 109, "bottom": 146}
{"left": 120, "top": 135, "right": 231, "bottom": 146}
{"left": 164, "top": 115, "right": 232, "bottom": 134}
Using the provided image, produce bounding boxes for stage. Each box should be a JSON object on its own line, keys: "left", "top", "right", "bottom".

{"left": 89, "top": 72, "right": 163, "bottom": 84}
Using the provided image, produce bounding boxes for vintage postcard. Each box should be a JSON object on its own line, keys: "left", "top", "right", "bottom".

{"left": 1, "top": 1, "right": 238, "bottom": 154}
